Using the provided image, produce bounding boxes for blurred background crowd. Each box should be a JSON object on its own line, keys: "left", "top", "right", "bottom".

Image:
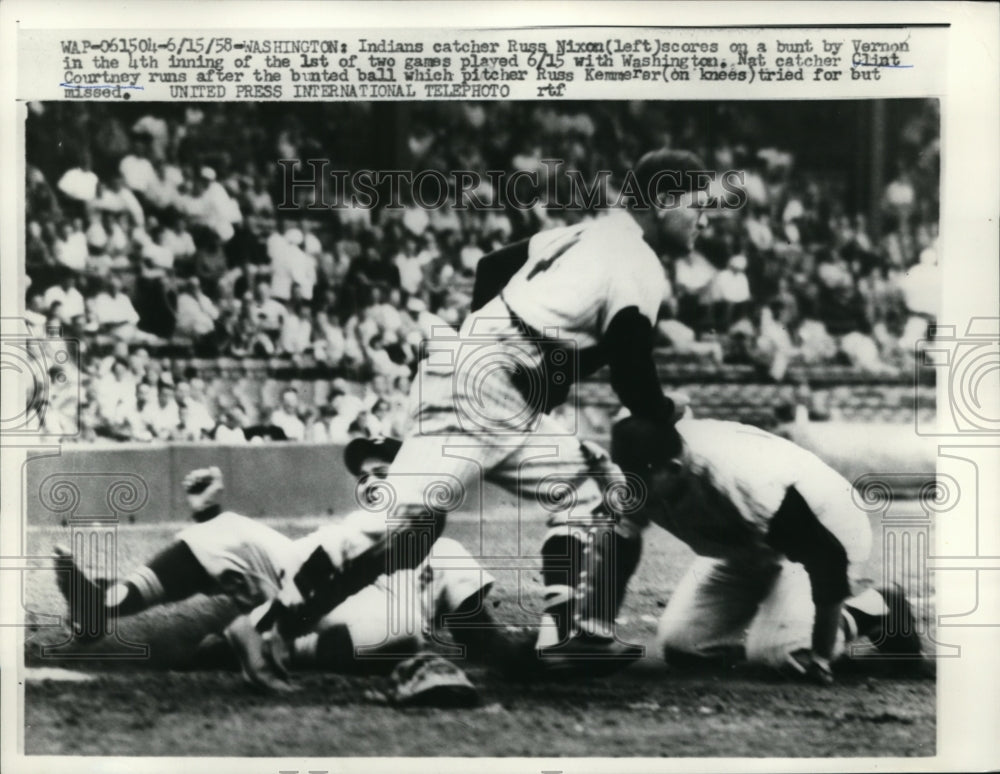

{"left": 22, "top": 99, "right": 940, "bottom": 443}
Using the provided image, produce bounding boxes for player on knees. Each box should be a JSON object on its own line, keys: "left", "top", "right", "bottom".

{"left": 611, "top": 416, "right": 929, "bottom": 685}
{"left": 225, "top": 149, "right": 710, "bottom": 686}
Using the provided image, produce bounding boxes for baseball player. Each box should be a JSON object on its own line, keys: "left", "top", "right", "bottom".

{"left": 225, "top": 149, "right": 709, "bottom": 687}
{"left": 54, "top": 460, "right": 498, "bottom": 676}
{"left": 610, "top": 416, "right": 926, "bottom": 684}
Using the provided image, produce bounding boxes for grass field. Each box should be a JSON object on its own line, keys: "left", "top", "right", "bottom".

{"left": 21, "top": 503, "right": 935, "bottom": 758}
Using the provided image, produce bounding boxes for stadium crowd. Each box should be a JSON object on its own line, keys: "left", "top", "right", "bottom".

{"left": 22, "top": 100, "right": 940, "bottom": 443}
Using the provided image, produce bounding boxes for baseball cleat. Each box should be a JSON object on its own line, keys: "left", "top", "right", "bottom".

{"left": 871, "top": 584, "right": 924, "bottom": 658}
{"left": 223, "top": 615, "right": 297, "bottom": 693}
{"left": 53, "top": 544, "right": 110, "bottom": 643}
{"left": 845, "top": 584, "right": 933, "bottom": 677}
{"left": 536, "top": 631, "right": 645, "bottom": 677}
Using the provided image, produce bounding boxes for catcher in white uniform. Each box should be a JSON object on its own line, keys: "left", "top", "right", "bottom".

{"left": 53, "top": 456, "right": 496, "bottom": 674}
{"left": 611, "top": 415, "right": 926, "bottom": 684}
{"left": 226, "top": 149, "right": 710, "bottom": 688}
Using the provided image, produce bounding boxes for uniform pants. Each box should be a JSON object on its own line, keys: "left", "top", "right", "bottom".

{"left": 655, "top": 555, "right": 847, "bottom": 669}
{"left": 274, "top": 364, "right": 636, "bottom": 626}
{"left": 312, "top": 537, "right": 493, "bottom": 657}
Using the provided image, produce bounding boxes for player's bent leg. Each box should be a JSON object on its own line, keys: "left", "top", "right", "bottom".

{"left": 421, "top": 537, "right": 503, "bottom": 662}
{"left": 534, "top": 522, "right": 645, "bottom": 675}
{"left": 294, "top": 583, "right": 423, "bottom": 673}
{"left": 491, "top": 432, "right": 646, "bottom": 674}
{"left": 656, "top": 556, "right": 768, "bottom": 666}
{"left": 269, "top": 505, "right": 446, "bottom": 640}
{"left": 54, "top": 540, "right": 212, "bottom": 644}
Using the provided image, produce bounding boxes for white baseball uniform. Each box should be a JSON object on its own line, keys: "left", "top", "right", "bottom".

{"left": 173, "top": 514, "right": 492, "bottom": 654}
{"left": 651, "top": 419, "right": 872, "bottom": 668}
{"left": 275, "top": 212, "right": 668, "bottom": 624}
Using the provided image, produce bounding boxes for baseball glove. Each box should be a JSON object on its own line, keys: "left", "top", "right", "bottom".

{"left": 390, "top": 653, "right": 480, "bottom": 708}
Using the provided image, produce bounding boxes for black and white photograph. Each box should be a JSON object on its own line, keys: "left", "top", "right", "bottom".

{"left": 1, "top": 2, "right": 998, "bottom": 770}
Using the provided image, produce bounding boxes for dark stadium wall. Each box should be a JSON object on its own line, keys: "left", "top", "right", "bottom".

{"left": 23, "top": 426, "right": 935, "bottom": 526}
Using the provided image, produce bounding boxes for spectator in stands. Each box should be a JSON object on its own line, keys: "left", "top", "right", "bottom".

{"left": 268, "top": 226, "right": 317, "bottom": 304}
{"left": 182, "top": 166, "right": 239, "bottom": 243}
{"left": 85, "top": 213, "right": 109, "bottom": 253}
{"left": 755, "top": 304, "right": 797, "bottom": 382}
{"left": 344, "top": 302, "right": 379, "bottom": 366}
{"left": 707, "top": 253, "right": 752, "bottom": 330}
{"left": 395, "top": 233, "right": 431, "bottom": 296}
{"left": 53, "top": 220, "right": 89, "bottom": 273}
{"left": 25, "top": 290, "right": 48, "bottom": 338}
{"left": 304, "top": 402, "right": 340, "bottom": 443}
{"left": 95, "top": 174, "right": 145, "bottom": 228}
{"left": 119, "top": 137, "right": 160, "bottom": 200}
{"left": 137, "top": 216, "right": 176, "bottom": 276}
{"left": 250, "top": 279, "right": 286, "bottom": 344}
{"left": 213, "top": 401, "right": 249, "bottom": 443}
{"left": 672, "top": 249, "right": 716, "bottom": 330}
{"left": 42, "top": 270, "right": 85, "bottom": 325}
{"left": 270, "top": 387, "right": 305, "bottom": 441}
{"left": 160, "top": 212, "right": 197, "bottom": 265}
{"left": 119, "top": 381, "right": 155, "bottom": 441}
{"left": 174, "top": 277, "right": 220, "bottom": 352}
{"left": 312, "top": 310, "right": 347, "bottom": 368}
{"left": 192, "top": 230, "right": 229, "bottom": 297}
{"left": 347, "top": 407, "right": 381, "bottom": 439}
{"left": 797, "top": 317, "right": 839, "bottom": 364}
{"left": 94, "top": 357, "right": 136, "bottom": 428}
{"left": 26, "top": 220, "right": 55, "bottom": 270}
{"left": 174, "top": 380, "right": 215, "bottom": 440}
{"left": 371, "top": 285, "right": 406, "bottom": 340}
{"left": 656, "top": 318, "right": 724, "bottom": 365}
{"left": 91, "top": 275, "right": 142, "bottom": 340}
{"left": 106, "top": 212, "right": 132, "bottom": 258}
{"left": 839, "top": 330, "right": 896, "bottom": 375}
{"left": 141, "top": 377, "right": 181, "bottom": 440}
{"left": 226, "top": 291, "right": 271, "bottom": 357}
{"left": 278, "top": 299, "right": 314, "bottom": 360}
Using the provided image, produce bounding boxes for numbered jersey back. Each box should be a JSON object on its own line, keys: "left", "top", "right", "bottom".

{"left": 500, "top": 212, "right": 666, "bottom": 349}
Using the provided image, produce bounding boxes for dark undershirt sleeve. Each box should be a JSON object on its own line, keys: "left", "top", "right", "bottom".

{"left": 471, "top": 238, "right": 531, "bottom": 312}
{"left": 604, "top": 306, "right": 675, "bottom": 424}
{"left": 766, "top": 486, "right": 851, "bottom": 605}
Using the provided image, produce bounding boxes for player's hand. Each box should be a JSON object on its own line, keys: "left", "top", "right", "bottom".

{"left": 785, "top": 649, "right": 834, "bottom": 686}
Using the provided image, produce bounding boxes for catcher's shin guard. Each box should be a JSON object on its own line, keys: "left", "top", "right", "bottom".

{"left": 268, "top": 508, "right": 445, "bottom": 640}
{"left": 540, "top": 524, "right": 642, "bottom": 643}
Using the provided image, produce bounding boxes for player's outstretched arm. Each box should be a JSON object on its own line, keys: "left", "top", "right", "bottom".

{"left": 604, "top": 306, "right": 675, "bottom": 424}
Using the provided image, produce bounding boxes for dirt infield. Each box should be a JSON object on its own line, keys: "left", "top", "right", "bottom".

{"left": 21, "top": 508, "right": 935, "bottom": 758}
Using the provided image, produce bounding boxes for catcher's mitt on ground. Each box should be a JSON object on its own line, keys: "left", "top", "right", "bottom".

{"left": 390, "top": 653, "right": 480, "bottom": 708}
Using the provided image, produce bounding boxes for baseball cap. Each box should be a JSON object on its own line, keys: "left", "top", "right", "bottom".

{"left": 344, "top": 436, "right": 402, "bottom": 476}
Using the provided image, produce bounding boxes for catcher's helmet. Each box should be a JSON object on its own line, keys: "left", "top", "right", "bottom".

{"left": 344, "top": 436, "right": 402, "bottom": 477}
{"left": 610, "top": 416, "right": 683, "bottom": 478}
